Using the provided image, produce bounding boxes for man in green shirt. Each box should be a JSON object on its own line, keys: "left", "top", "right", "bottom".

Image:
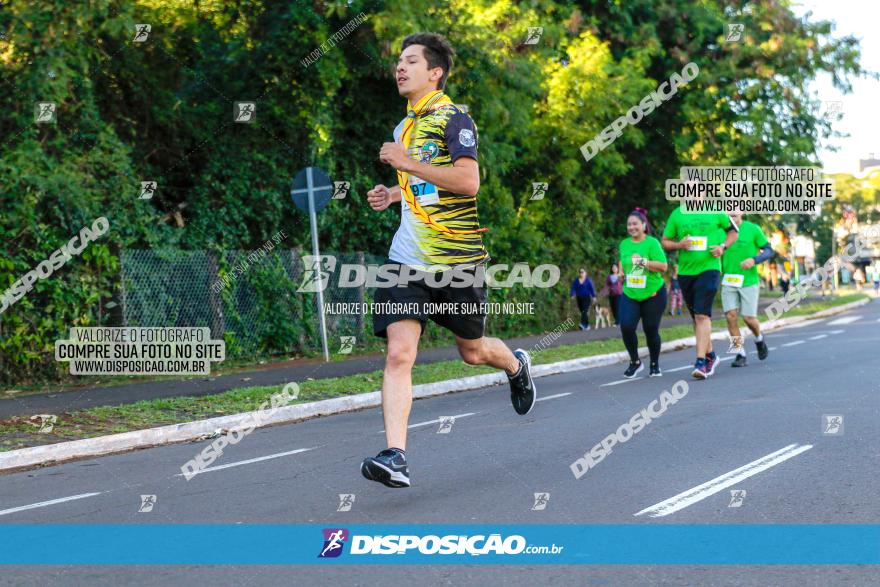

{"left": 662, "top": 207, "right": 739, "bottom": 379}
{"left": 721, "top": 213, "right": 774, "bottom": 367}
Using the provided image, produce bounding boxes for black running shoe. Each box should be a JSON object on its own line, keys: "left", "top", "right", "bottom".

{"left": 755, "top": 338, "right": 769, "bottom": 360}
{"left": 731, "top": 354, "right": 748, "bottom": 368}
{"left": 361, "top": 448, "right": 410, "bottom": 488}
{"left": 508, "top": 349, "right": 536, "bottom": 415}
{"left": 623, "top": 360, "right": 643, "bottom": 379}
{"left": 649, "top": 364, "right": 662, "bottom": 377}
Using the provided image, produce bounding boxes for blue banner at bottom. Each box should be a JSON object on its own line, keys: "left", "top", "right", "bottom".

{"left": 0, "top": 525, "right": 877, "bottom": 565}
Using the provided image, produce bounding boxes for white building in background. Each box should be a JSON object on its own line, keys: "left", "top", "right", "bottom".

{"left": 858, "top": 153, "right": 880, "bottom": 174}
{"left": 791, "top": 235, "right": 816, "bottom": 261}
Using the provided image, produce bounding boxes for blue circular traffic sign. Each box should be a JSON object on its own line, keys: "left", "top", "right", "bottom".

{"left": 291, "top": 167, "right": 333, "bottom": 214}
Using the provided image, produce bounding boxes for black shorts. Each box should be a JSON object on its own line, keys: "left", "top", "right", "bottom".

{"left": 678, "top": 270, "right": 720, "bottom": 317}
{"left": 372, "top": 260, "right": 488, "bottom": 340}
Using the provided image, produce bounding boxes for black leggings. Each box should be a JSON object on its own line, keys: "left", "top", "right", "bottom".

{"left": 608, "top": 294, "right": 620, "bottom": 324}
{"left": 576, "top": 296, "right": 592, "bottom": 328}
{"left": 618, "top": 288, "right": 667, "bottom": 365}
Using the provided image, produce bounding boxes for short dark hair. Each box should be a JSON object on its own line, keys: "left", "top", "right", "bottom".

{"left": 401, "top": 32, "right": 455, "bottom": 89}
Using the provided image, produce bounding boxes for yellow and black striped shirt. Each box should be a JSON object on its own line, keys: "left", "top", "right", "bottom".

{"left": 389, "top": 104, "right": 489, "bottom": 270}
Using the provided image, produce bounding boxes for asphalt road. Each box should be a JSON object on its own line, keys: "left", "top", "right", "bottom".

{"left": 1, "top": 300, "right": 878, "bottom": 586}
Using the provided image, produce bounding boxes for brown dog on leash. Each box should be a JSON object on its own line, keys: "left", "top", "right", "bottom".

{"left": 594, "top": 305, "right": 612, "bottom": 329}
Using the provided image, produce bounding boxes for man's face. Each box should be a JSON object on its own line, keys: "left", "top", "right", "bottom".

{"left": 396, "top": 44, "right": 441, "bottom": 98}
{"left": 729, "top": 212, "right": 743, "bottom": 226}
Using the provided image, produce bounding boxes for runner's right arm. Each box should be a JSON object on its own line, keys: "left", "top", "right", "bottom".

{"left": 366, "top": 184, "right": 402, "bottom": 211}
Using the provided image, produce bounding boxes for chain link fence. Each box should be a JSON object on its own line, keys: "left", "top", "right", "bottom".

{"left": 120, "top": 249, "right": 385, "bottom": 358}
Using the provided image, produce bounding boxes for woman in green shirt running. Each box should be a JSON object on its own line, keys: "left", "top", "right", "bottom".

{"left": 618, "top": 208, "right": 668, "bottom": 378}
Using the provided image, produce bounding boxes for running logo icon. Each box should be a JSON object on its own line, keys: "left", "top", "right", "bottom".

{"left": 823, "top": 414, "right": 844, "bottom": 435}
{"left": 437, "top": 416, "right": 455, "bottom": 434}
{"left": 318, "top": 528, "right": 349, "bottom": 558}
{"left": 133, "top": 24, "right": 151, "bottom": 42}
{"left": 35, "top": 102, "right": 57, "bottom": 124}
{"left": 140, "top": 181, "right": 157, "bottom": 200}
{"left": 234, "top": 102, "right": 256, "bottom": 123}
{"left": 532, "top": 492, "right": 550, "bottom": 511}
{"left": 297, "top": 255, "right": 337, "bottom": 293}
{"left": 332, "top": 181, "right": 350, "bottom": 200}
{"left": 530, "top": 182, "right": 548, "bottom": 201}
{"left": 139, "top": 495, "right": 156, "bottom": 513}
{"left": 30, "top": 414, "right": 57, "bottom": 434}
{"left": 524, "top": 27, "right": 543, "bottom": 45}
{"left": 728, "top": 489, "right": 746, "bottom": 508}
{"left": 726, "top": 24, "right": 744, "bottom": 42}
{"left": 336, "top": 494, "right": 355, "bottom": 512}
{"left": 726, "top": 334, "right": 745, "bottom": 354}
{"left": 824, "top": 101, "right": 843, "bottom": 118}
{"left": 338, "top": 336, "right": 355, "bottom": 354}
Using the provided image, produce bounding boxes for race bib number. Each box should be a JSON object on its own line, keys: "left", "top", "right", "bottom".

{"left": 410, "top": 176, "right": 439, "bottom": 206}
{"left": 722, "top": 273, "right": 744, "bottom": 288}
{"left": 687, "top": 236, "right": 708, "bottom": 251}
{"left": 626, "top": 275, "right": 647, "bottom": 289}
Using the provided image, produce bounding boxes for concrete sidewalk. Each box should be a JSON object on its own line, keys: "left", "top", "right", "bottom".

{"left": 0, "top": 296, "right": 790, "bottom": 418}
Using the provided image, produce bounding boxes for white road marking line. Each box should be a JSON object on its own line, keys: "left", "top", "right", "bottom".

{"left": 829, "top": 330, "right": 844, "bottom": 334}
{"left": 0, "top": 492, "right": 102, "bottom": 517}
{"left": 768, "top": 346, "right": 778, "bottom": 351}
{"left": 174, "top": 448, "right": 313, "bottom": 477}
{"left": 634, "top": 444, "right": 813, "bottom": 518}
{"left": 781, "top": 340, "right": 805, "bottom": 347}
{"left": 808, "top": 334, "right": 828, "bottom": 340}
{"left": 381, "top": 412, "right": 477, "bottom": 433}
{"left": 537, "top": 392, "right": 571, "bottom": 402}
{"left": 782, "top": 321, "right": 821, "bottom": 329}
{"left": 827, "top": 315, "right": 861, "bottom": 325}
{"left": 408, "top": 412, "right": 476, "bottom": 429}
{"left": 666, "top": 365, "right": 693, "bottom": 373}
{"left": 600, "top": 377, "right": 645, "bottom": 387}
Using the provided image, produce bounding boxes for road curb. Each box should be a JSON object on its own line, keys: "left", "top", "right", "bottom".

{"left": 0, "top": 297, "right": 870, "bottom": 472}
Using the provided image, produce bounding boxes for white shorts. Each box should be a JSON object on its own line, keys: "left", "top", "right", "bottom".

{"left": 721, "top": 284, "right": 759, "bottom": 317}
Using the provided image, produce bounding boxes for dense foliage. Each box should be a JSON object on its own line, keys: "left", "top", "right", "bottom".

{"left": 0, "top": 0, "right": 869, "bottom": 384}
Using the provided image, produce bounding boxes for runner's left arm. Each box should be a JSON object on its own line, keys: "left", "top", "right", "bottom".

{"left": 711, "top": 217, "right": 740, "bottom": 257}
{"left": 722, "top": 216, "right": 739, "bottom": 247}
{"left": 752, "top": 243, "right": 774, "bottom": 264}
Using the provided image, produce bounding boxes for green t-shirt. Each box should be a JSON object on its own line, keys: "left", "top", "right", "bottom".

{"left": 619, "top": 235, "right": 668, "bottom": 301}
{"left": 662, "top": 208, "right": 733, "bottom": 276}
{"left": 721, "top": 220, "right": 769, "bottom": 287}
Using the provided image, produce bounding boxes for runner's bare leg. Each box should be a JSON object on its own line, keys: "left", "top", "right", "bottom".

{"left": 725, "top": 309, "right": 741, "bottom": 340}
{"left": 455, "top": 335, "right": 521, "bottom": 374}
{"left": 742, "top": 315, "right": 762, "bottom": 337}
{"left": 695, "top": 314, "right": 713, "bottom": 357}
{"left": 382, "top": 320, "right": 422, "bottom": 451}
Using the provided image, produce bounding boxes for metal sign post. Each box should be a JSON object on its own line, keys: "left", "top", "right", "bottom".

{"left": 292, "top": 167, "right": 334, "bottom": 362}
